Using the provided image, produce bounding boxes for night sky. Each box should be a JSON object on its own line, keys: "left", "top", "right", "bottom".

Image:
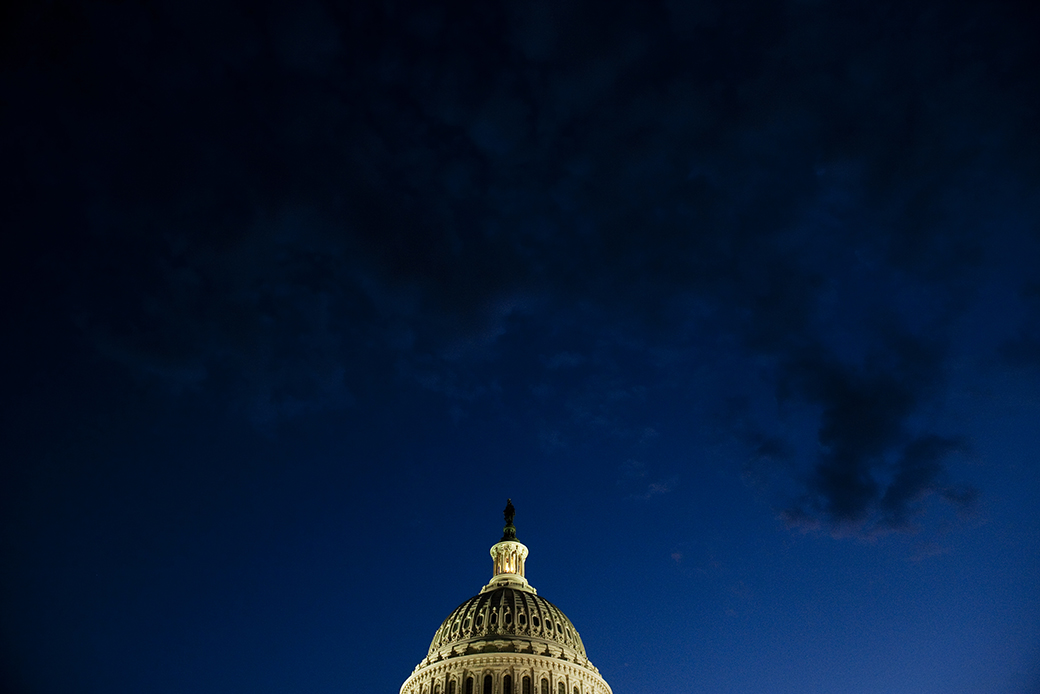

{"left": 2, "top": 0, "right": 1040, "bottom": 693}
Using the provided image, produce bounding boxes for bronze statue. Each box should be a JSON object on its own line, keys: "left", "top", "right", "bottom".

{"left": 501, "top": 499, "right": 517, "bottom": 541}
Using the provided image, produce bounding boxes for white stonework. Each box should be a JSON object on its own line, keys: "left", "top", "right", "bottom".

{"left": 400, "top": 506, "right": 613, "bottom": 694}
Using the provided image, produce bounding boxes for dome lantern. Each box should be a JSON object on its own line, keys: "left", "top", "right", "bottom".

{"left": 484, "top": 499, "right": 532, "bottom": 593}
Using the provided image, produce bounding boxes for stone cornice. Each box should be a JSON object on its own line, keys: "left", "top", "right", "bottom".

{"left": 416, "top": 635, "right": 598, "bottom": 675}
{"left": 401, "top": 652, "right": 613, "bottom": 694}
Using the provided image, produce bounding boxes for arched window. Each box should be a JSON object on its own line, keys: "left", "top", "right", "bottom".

{"left": 558, "top": 683, "right": 565, "bottom": 694}
{"left": 503, "top": 675, "right": 512, "bottom": 694}
{"left": 434, "top": 684, "right": 440, "bottom": 694}
{"left": 484, "top": 675, "right": 493, "bottom": 694}
{"left": 574, "top": 688, "right": 579, "bottom": 694}
{"left": 541, "top": 679, "right": 549, "bottom": 694}
{"left": 449, "top": 682, "right": 457, "bottom": 694}
{"left": 465, "top": 678, "right": 474, "bottom": 694}
{"left": 522, "top": 676, "right": 531, "bottom": 694}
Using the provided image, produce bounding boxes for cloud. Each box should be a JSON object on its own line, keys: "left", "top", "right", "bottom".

{"left": 618, "top": 459, "right": 648, "bottom": 479}
{"left": 1, "top": 0, "right": 1033, "bottom": 537}
{"left": 631, "top": 479, "right": 676, "bottom": 501}
{"left": 775, "top": 335, "right": 977, "bottom": 536}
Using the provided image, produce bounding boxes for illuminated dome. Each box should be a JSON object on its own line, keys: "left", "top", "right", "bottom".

{"left": 400, "top": 501, "right": 613, "bottom": 694}
{"left": 428, "top": 589, "right": 587, "bottom": 660}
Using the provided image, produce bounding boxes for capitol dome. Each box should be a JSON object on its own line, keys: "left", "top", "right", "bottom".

{"left": 400, "top": 501, "right": 613, "bottom": 694}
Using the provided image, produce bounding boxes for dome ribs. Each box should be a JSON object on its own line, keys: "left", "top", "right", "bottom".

{"left": 428, "top": 587, "right": 588, "bottom": 660}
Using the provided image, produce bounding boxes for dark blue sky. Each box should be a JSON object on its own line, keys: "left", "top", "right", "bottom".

{"left": 2, "top": 0, "right": 1039, "bottom": 692}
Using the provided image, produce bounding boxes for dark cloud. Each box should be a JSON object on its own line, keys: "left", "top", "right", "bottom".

{"left": 777, "top": 334, "right": 975, "bottom": 536}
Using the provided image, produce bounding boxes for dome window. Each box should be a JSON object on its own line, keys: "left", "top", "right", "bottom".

{"left": 464, "top": 618, "right": 471, "bottom": 630}
{"left": 490, "top": 612, "right": 498, "bottom": 625}
{"left": 504, "top": 612, "right": 513, "bottom": 625}
{"left": 518, "top": 614, "right": 526, "bottom": 625}
{"left": 476, "top": 614, "right": 484, "bottom": 627}
{"left": 532, "top": 616, "right": 540, "bottom": 627}
{"left": 545, "top": 620, "right": 553, "bottom": 631}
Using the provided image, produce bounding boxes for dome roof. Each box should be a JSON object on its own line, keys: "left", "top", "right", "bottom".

{"left": 428, "top": 586, "right": 587, "bottom": 658}
{"left": 404, "top": 501, "right": 608, "bottom": 687}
